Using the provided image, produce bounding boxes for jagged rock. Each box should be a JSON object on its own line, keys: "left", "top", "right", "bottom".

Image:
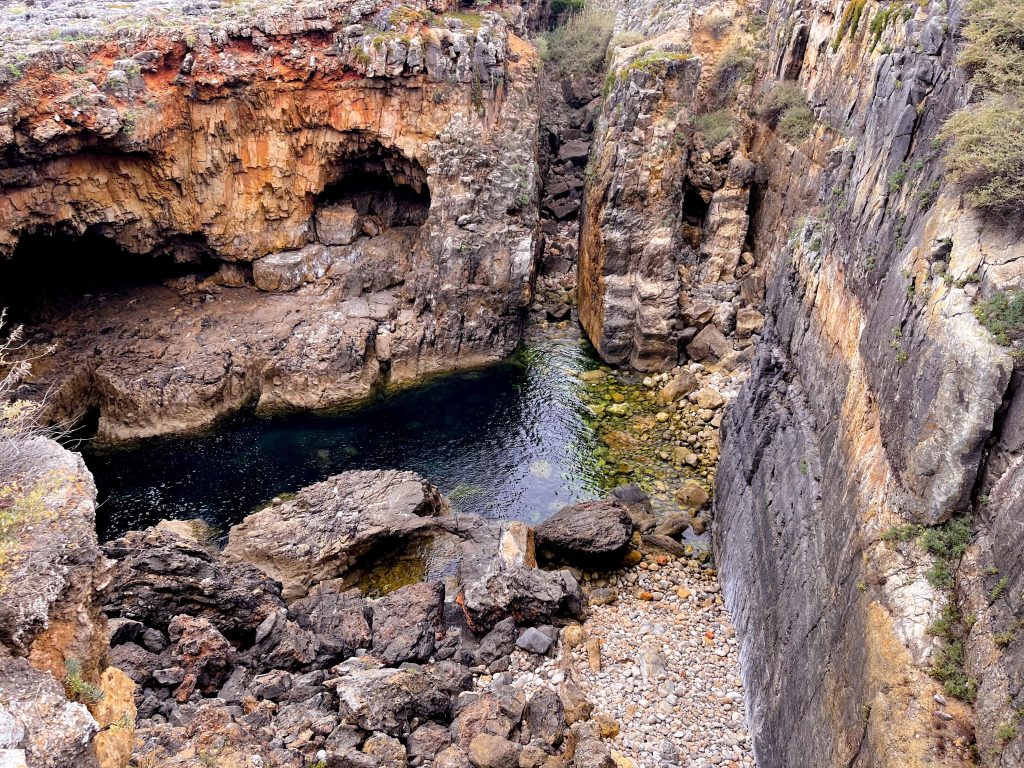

{"left": 363, "top": 733, "right": 407, "bottom": 766}
{"left": 109, "top": 642, "right": 162, "bottom": 686}
{"left": 523, "top": 688, "right": 564, "bottom": 749}
{"left": 735, "top": 307, "right": 765, "bottom": 339}
{"left": 436, "top": 745, "right": 474, "bottom": 768}
{"left": 225, "top": 470, "right": 448, "bottom": 600}
{"left": 408, "top": 721, "right": 452, "bottom": 764}
{"left": 685, "top": 325, "right": 732, "bottom": 363}
{"left": 515, "top": 627, "right": 555, "bottom": 655}
{"left": 558, "top": 680, "right": 593, "bottom": 725}
{"left": 450, "top": 693, "right": 516, "bottom": 750}
{"left": 243, "top": 608, "right": 320, "bottom": 671}
{"left": 330, "top": 657, "right": 473, "bottom": 737}
{"left": 290, "top": 581, "right": 372, "bottom": 661}
{"left": 535, "top": 500, "right": 634, "bottom": 562}
{"left": 168, "top": 615, "right": 236, "bottom": 701}
{"left": 475, "top": 617, "right": 517, "bottom": 665}
{"left": 569, "top": 721, "right": 614, "bottom": 768}
{"left": 371, "top": 581, "right": 444, "bottom": 664}
{"left": 103, "top": 527, "right": 284, "bottom": 641}
{"left": 458, "top": 555, "right": 585, "bottom": 632}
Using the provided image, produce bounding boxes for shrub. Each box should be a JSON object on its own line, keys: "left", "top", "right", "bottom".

{"left": 63, "top": 659, "right": 104, "bottom": 704}
{"left": 939, "top": 97, "right": 1024, "bottom": 215}
{"left": 759, "top": 82, "right": 807, "bottom": 124}
{"left": 960, "top": 0, "right": 1024, "bottom": 95}
{"left": 540, "top": 7, "right": 614, "bottom": 79}
{"left": 693, "top": 109, "right": 735, "bottom": 145}
{"left": 713, "top": 42, "right": 755, "bottom": 92}
{"left": 778, "top": 103, "right": 816, "bottom": 143}
{"left": 832, "top": 0, "right": 868, "bottom": 51}
{"left": 973, "top": 289, "right": 1024, "bottom": 346}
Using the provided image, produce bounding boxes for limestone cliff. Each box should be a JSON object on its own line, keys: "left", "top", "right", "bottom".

{"left": 712, "top": 0, "right": 1024, "bottom": 766}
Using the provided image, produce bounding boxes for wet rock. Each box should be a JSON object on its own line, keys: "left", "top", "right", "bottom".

{"left": 371, "top": 581, "right": 444, "bottom": 664}
{"left": 674, "top": 480, "right": 710, "bottom": 510}
{"left": 103, "top": 526, "right": 284, "bottom": 641}
{"left": 225, "top": 470, "right": 448, "bottom": 600}
{"left": 608, "top": 485, "right": 656, "bottom": 533}
{"left": 535, "top": 500, "right": 634, "bottom": 562}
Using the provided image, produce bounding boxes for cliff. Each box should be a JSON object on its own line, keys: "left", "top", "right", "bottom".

{"left": 0, "top": 0, "right": 543, "bottom": 441}
{"left": 711, "top": 0, "right": 1024, "bottom": 766}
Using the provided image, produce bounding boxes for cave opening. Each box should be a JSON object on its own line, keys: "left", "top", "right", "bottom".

{"left": 0, "top": 229, "right": 218, "bottom": 325}
{"left": 313, "top": 142, "right": 431, "bottom": 245}
{"left": 680, "top": 183, "right": 712, "bottom": 250}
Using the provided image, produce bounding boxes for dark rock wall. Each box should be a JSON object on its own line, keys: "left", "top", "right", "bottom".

{"left": 715, "top": 0, "right": 1023, "bottom": 765}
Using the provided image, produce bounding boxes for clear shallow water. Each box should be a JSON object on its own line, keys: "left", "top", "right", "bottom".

{"left": 83, "top": 336, "right": 607, "bottom": 541}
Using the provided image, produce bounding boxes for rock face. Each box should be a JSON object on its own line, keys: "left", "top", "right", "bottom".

{"left": 578, "top": 15, "right": 762, "bottom": 372}
{"left": 713, "top": 1, "right": 1024, "bottom": 767}
{"left": 224, "top": 469, "right": 448, "bottom": 600}
{"left": 0, "top": 439, "right": 132, "bottom": 768}
{"left": 2, "top": 0, "right": 543, "bottom": 442}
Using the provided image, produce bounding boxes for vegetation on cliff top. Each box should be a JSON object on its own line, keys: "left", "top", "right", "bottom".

{"left": 538, "top": 5, "right": 613, "bottom": 79}
{"left": 941, "top": 0, "right": 1024, "bottom": 216}
{"left": 759, "top": 82, "right": 815, "bottom": 143}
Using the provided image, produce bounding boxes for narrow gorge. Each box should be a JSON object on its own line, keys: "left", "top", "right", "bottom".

{"left": 0, "top": 1, "right": 1021, "bottom": 768}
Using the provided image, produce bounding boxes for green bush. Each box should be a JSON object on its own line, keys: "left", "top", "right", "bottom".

{"left": 705, "top": 13, "right": 732, "bottom": 40}
{"left": 759, "top": 82, "right": 807, "bottom": 124}
{"left": 713, "top": 42, "right": 755, "bottom": 92}
{"left": 778, "top": 103, "right": 815, "bottom": 143}
{"left": 973, "top": 289, "right": 1024, "bottom": 346}
{"left": 540, "top": 7, "right": 614, "bottom": 79}
{"left": 941, "top": 1, "right": 1024, "bottom": 215}
{"left": 960, "top": 0, "right": 1024, "bottom": 95}
{"left": 940, "top": 97, "right": 1024, "bottom": 215}
{"left": 693, "top": 109, "right": 736, "bottom": 145}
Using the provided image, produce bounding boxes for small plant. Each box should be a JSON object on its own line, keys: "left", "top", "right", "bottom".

{"left": 888, "top": 161, "right": 909, "bottom": 194}
{"left": 759, "top": 82, "right": 816, "bottom": 143}
{"left": 712, "top": 42, "right": 755, "bottom": 93}
{"left": 882, "top": 523, "right": 921, "bottom": 543}
{"left": 997, "top": 721, "right": 1018, "bottom": 743}
{"left": 63, "top": 659, "right": 104, "bottom": 704}
{"left": 832, "top": 0, "right": 868, "bottom": 51}
{"left": 994, "top": 627, "right": 1016, "bottom": 647}
{"left": 928, "top": 602, "right": 978, "bottom": 702}
{"left": 856, "top": 580, "right": 867, "bottom": 592}
{"left": 692, "top": 109, "right": 735, "bottom": 145}
{"left": 799, "top": 458, "right": 810, "bottom": 476}
{"left": 989, "top": 575, "right": 1010, "bottom": 604}
{"left": 973, "top": 290, "right": 1024, "bottom": 347}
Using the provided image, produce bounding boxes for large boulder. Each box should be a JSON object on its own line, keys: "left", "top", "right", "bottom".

{"left": 330, "top": 657, "right": 473, "bottom": 737}
{"left": 371, "top": 581, "right": 444, "bottom": 665}
{"left": 224, "top": 470, "right": 448, "bottom": 600}
{"left": 290, "top": 581, "right": 373, "bottom": 661}
{"left": 458, "top": 557, "right": 585, "bottom": 632}
{"left": 534, "top": 499, "right": 634, "bottom": 562}
{"left": 316, "top": 203, "right": 361, "bottom": 245}
{"left": 103, "top": 527, "right": 284, "bottom": 643}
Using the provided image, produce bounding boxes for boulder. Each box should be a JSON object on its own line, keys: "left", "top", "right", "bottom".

{"left": 458, "top": 557, "right": 585, "bottom": 632}
{"left": 450, "top": 693, "right": 516, "bottom": 750}
{"left": 735, "top": 307, "right": 765, "bottom": 338}
{"left": 674, "top": 481, "right": 710, "bottom": 510}
{"left": 569, "top": 721, "right": 615, "bottom": 768}
{"left": 103, "top": 527, "right": 285, "bottom": 641}
{"left": 691, "top": 388, "right": 724, "bottom": 410}
{"left": 224, "top": 470, "right": 448, "bottom": 600}
{"left": 535, "top": 500, "right": 634, "bottom": 562}
{"left": 168, "top": 615, "right": 236, "bottom": 700}
{"left": 685, "top": 324, "right": 732, "bottom": 362}
{"left": 316, "top": 203, "right": 361, "bottom": 245}
{"left": 523, "top": 688, "right": 564, "bottom": 749}
{"left": 290, "top": 581, "right": 372, "bottom": 661}
{"left": 468, "top": 733, "right": 521, "bottom": 768}
{"left": 515, "top": 627, "right": 554, "bottom": 655}
{"left": 371, "top": 581, "right": 444, "bottom": 664}
{"left": 0, "top": 656, "right": 99, "bottom": 768}
{"left": 558, "top": 680, "right": 593, "bottom": 725}
{"left": 330, "top": 657, "right": 472, "bottom": 736}
{"left": 408, "top": 722, "right": 452, "bottom": 764}
{"left": 608, "top": 484, "right": 655, "bottom": 533}
{"left": 657, "top": 370, "right": 698, "bottom": 403}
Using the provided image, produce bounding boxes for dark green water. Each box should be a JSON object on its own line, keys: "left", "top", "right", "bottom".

{"left": 83, "top": 337, "right": 607, "bottom": 541}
